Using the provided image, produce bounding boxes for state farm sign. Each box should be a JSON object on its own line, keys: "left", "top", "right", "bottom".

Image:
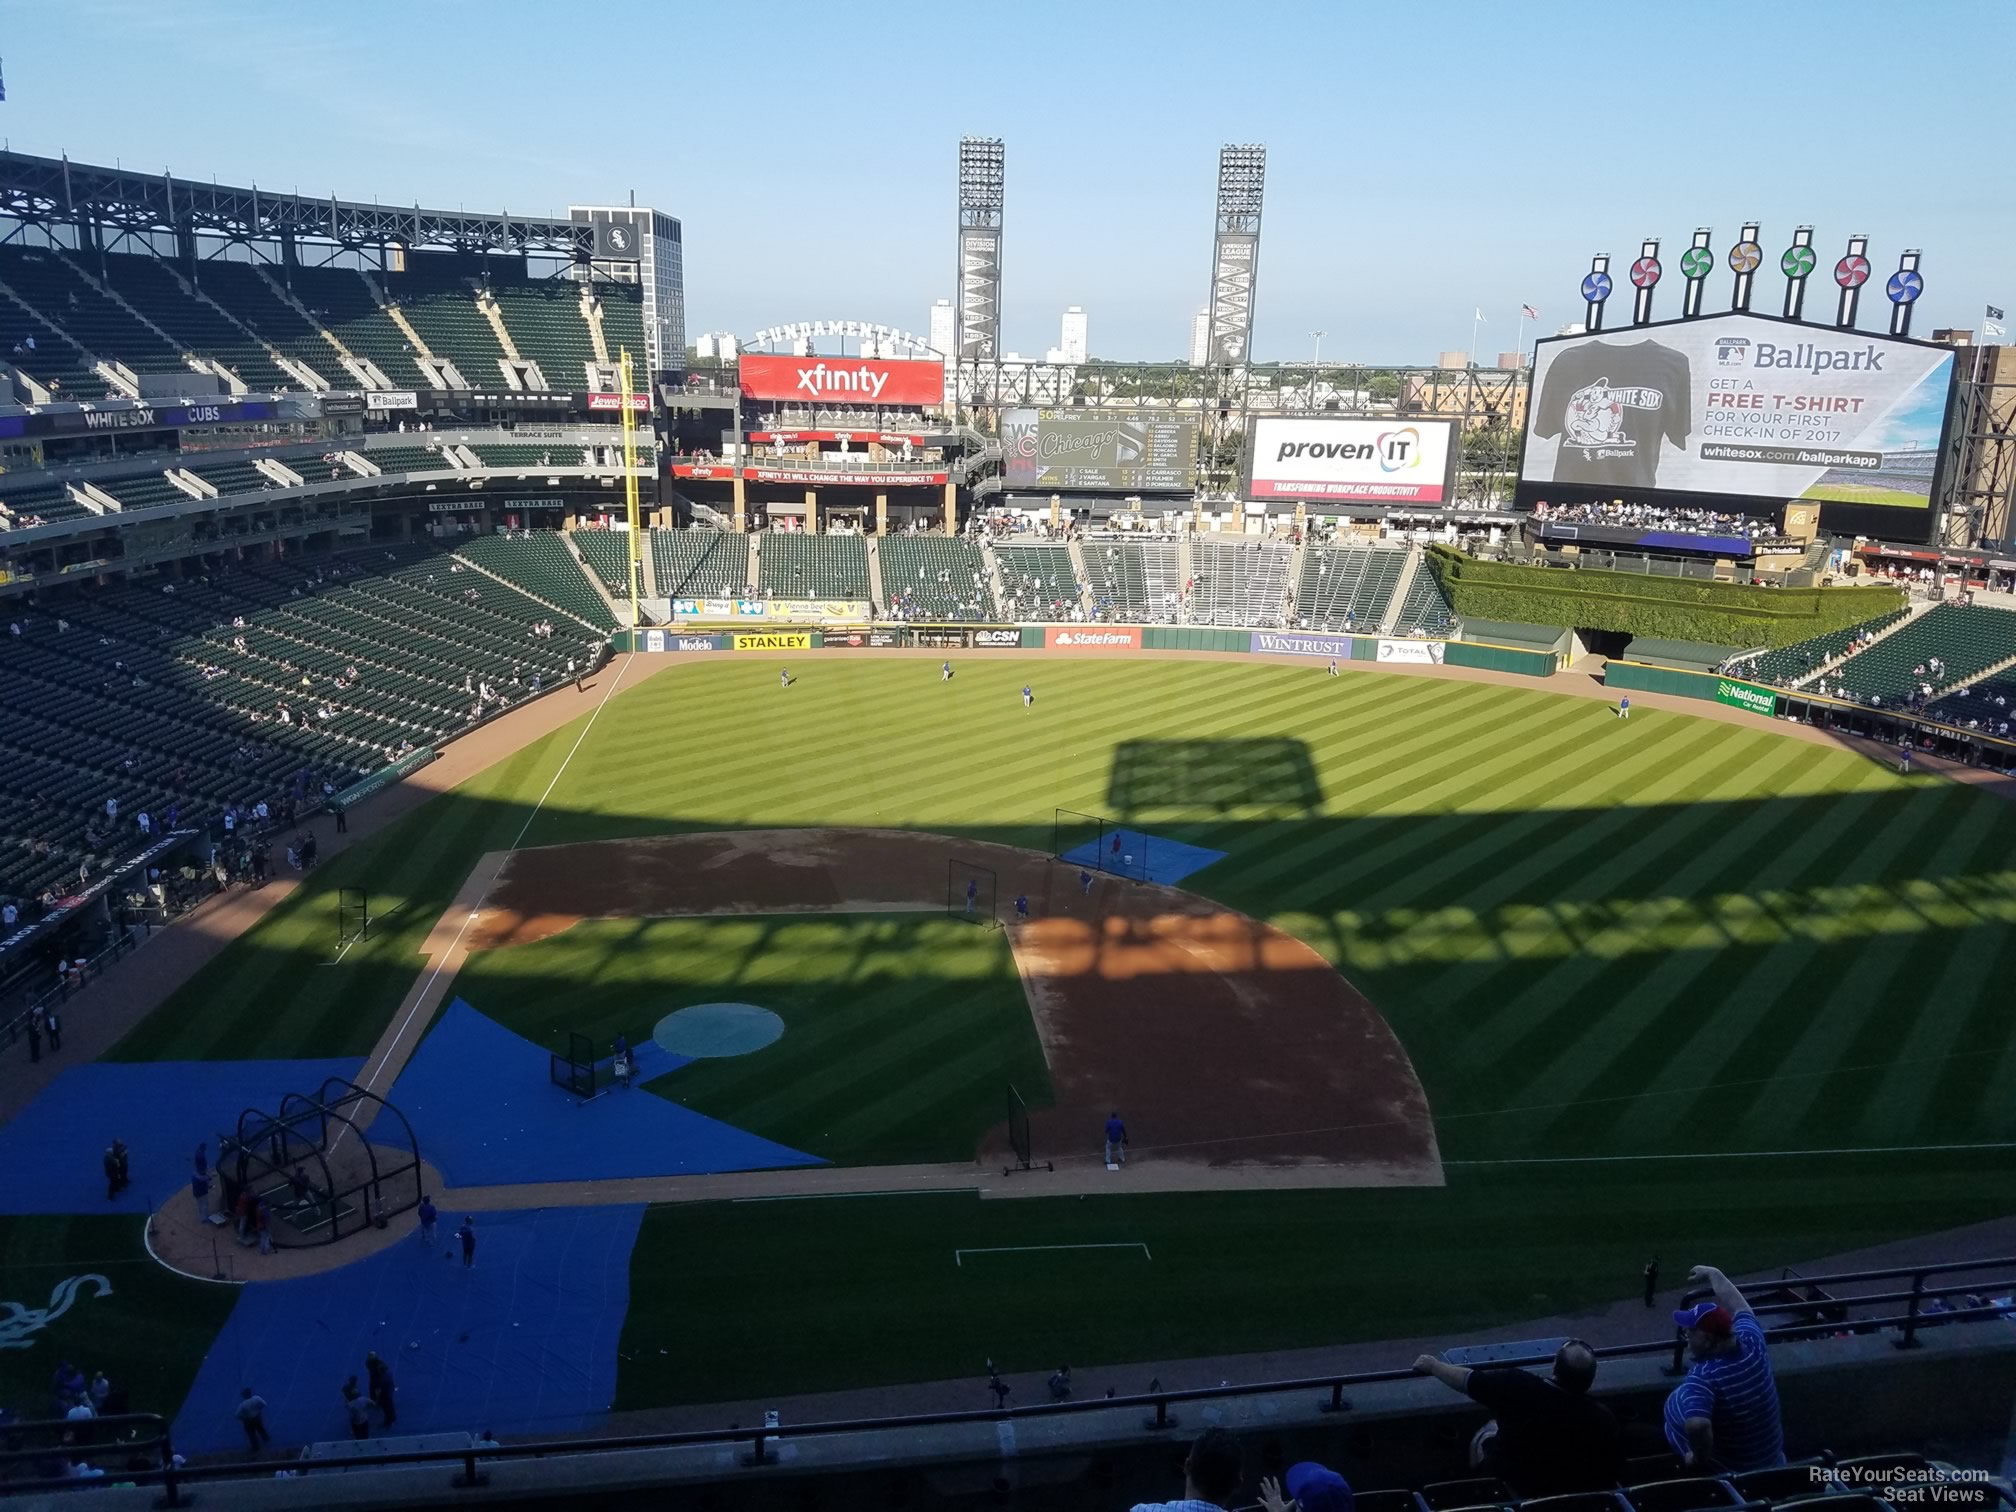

{"left": 738, "top": 355, "right": 944, "bottom": 407}
{"left": 1044, "top": 626, "right": 1141, "bottom": 652}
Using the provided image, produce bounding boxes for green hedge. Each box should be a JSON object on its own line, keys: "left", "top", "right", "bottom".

{"left": 1424, "top": 547, "right": 1903, "bottom": 647}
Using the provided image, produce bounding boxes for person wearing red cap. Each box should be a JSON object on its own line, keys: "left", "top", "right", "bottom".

{"left": 1663, "top": 1264, "right": 1784, "bottom": 1471}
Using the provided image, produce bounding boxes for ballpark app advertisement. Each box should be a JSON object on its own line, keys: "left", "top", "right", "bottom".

{"left": 1523, "top": 315, "right": 1955, "bottom": 509}
{"left": 1246, "top": 417, "right": 1457, "bottom": 503}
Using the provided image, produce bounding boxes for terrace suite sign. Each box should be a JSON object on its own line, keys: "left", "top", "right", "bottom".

{"left": 737, "top": 355, "right": 944, "bottom": 407}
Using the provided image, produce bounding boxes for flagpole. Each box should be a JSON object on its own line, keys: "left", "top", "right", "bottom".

{"left": 1469, "top": 309, "right": 1480, "bottom": 369}
{"left": 1514, "top": 309, "right": 1525, "bottom": 370}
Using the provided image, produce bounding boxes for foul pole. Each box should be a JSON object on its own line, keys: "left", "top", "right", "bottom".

{"left": 620, "top": 348, "right": 641, "bottom": 630}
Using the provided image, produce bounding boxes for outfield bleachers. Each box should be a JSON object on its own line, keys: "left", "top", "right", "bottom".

{"left": 570, "top": 530, "right": 634, "bottom": 594}
{"left": 760, "top": 533, "right": 869, "bottom": 599}
{"left": 878, "top": 536, "right": 996, "bottom": 621}
{"left": 92, "top": 253, "right": 298, "bottom": 391}
{"left": 1296, "top": 546, "right": 1406, "bottom": 630}
{"left": 487, "top": 276, "right": 599, "bottom": 389}
{"left": 454, "top": 533, "right": 616, "bottom": 630}
{"left": 1928, "top": 669, "right": 2016, "bottom": 733}
{"left": 1187, "top": 539, "right": 1292, "bottom": 627}
{"left": 993, "top": 544, "right": 1080, "bottom": 621}
{"left": 1086, "top": 540, "right": 1180, "bottom": 623}
{"left": 650, "top": 528, "right": 750, "bottom": 597}
{"left": 1726, "top": 608, "right": 1913, "bottom": 688}
{"left": 1391, "top": 562, "right": 1457, "bottom": 636}
{"left": 1824, "top": 603, "right": 2016, "bottom": 704}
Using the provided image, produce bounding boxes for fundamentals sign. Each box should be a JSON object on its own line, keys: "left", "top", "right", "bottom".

{"left": 1247, "top": 417, "right": 1457, "bottom": 504}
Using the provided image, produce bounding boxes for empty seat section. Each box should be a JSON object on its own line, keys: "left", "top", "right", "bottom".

{"left": 598, "top": 286, "right": 650, "bottom": 376}
{"left": 89, "top": 252, "right": 297, "bottom": 392}
{"left": 0, "top": 280, "right": 107, "bottom": 397}
{"left": 364, "top": 446, "right": 458, "bottom": 474}
{"left": 1391, "top": 565, "right": 1456, "bottom": 635}
{"left": 759, "top": 534, "right": 868, "bottom": 599}
{"left": 470, "top": 445, "right": 580, "bottom": 468}
{"left": 570, "top": 530, "right": 634, "bottom": 593}
{"left": 1188, "top": 539, "right": 1292, "bottom": 626}
{"left": 283, "top": 266, "right": 430, "bottom": 388}
{"left": 184, "top": 460, "right": 275, "bottom": 497}
{"left": 879, "top": 536, "right": 996, "bottom": 621}
{"left": 486, "top": 277, "right": 599, "bottom": 390}
{"left": 454, "top": 533, "right": 617, "bottom": 630}
{"left": 94, "top": 472, "right": 195, "bottom": 512}
{"left": 650, "top": 529, "right": 749, "bottom": 597}
{"left": 0, "top": 246, "right": 184, "bottom": 374}
{"left": 993, "top": 544, "right": 1079, "bottom": 621}
{"left": 190, "top": 261, "right": 340, "bottom": 387}
{"left": 1295, "top": 546, "right": 1405, "bottom": 629}
{"left": 382, "top": 258, "right": 512, "bottom": 383}
{"left": 0, "top": 477, "right": 92, "bottom": 526}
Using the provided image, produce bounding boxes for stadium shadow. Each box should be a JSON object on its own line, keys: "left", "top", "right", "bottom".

{"left": 1106, "top": 736, "right": 1324, "bottom": 815}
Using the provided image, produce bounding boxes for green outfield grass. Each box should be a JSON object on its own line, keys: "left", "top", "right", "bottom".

{"left": 1803, "top": 484, "right": 1932, "bottom": 507}
{"left": 0, "top": 1217, "right": 238, "bottom": 1420}
{"left": 92, "top": 657, "right": 2016, "bottom": 1406}
{"left": 451, "top": 913, "right": 1050, "bottom": 1164}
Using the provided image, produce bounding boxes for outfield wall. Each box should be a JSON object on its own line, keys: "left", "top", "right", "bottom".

{"left": 622, "top": 623, "right": 1562, "bottom": 676}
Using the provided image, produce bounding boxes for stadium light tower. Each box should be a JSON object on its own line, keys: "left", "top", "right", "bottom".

{"left": 956, "top": 136, "right": 1005, "bottom": 403}
{"left": 1206, "top": 145, "right": 1265, "bottom": 366}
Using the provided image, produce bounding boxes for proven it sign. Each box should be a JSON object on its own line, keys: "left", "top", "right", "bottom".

{"left": 1044, "top": 626, "right": 1141, "bottom": 651}
{"left": 1247, "top": 417, "right": 1456, "bottom": 503}
{"left": 738, "top": 355, "right": 945, "bottom": 407}
{"left": 1715, "top": 677, "right": 1779, "bottom": 718}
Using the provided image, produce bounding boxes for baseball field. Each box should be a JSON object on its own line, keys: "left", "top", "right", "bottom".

{"left": 8, "top": 653, "right": 2015, "bottom": 1429}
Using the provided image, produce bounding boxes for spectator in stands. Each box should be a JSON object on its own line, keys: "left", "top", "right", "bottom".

{"left": 1413, "top": 1340, "right": 1622, "bottom": 1493}
{"left": 1664, "top": 1265, "right": 1784, "bottom": 1471}
{"left": 1130, "top": 1427, "right": 1243, "bottom": 1512}
{"left": 1259, "top": 1463, "right": 1352, "bottom": 1512}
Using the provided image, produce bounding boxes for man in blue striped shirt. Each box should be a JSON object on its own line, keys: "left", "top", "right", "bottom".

{"left": 1663, "top": 1265, "right": 1784, "bottom": 1471}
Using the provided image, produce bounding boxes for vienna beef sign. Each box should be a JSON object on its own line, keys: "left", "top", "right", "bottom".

{"left": 738, "top": 355, "right": 944, "bottom": 407}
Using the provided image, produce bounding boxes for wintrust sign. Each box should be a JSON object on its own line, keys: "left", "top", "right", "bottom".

{"left": 738, "top": 355, "right": 945, "bottom": 407}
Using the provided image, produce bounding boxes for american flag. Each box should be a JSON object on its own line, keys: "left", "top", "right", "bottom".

{"left": 1521, "top": 304, "right": 1538, "bottom": 320}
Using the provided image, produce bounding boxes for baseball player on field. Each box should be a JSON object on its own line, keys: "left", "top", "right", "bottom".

{"left": 1104, "top": 1112, "right": 1128, "bottom": 1167}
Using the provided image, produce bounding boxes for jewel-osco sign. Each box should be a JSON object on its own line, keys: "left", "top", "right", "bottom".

{"left": 1715, "top": 678, "right": 1778, "bottom": 718}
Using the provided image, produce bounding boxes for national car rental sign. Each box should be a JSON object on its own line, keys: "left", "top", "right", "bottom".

{"left": 738, "top": 355, "right": 945, "bottom": 407}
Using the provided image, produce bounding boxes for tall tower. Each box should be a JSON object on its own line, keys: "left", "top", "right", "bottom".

{"left": 1206, "top": 144, "right": 1265, "bottom": 365}
{"left": 956, "top": 137, "right": 1005, "bottom": 364}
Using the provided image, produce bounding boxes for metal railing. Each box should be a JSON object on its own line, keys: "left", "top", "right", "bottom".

{"left": 5, "top": 1258, "right": 2011, "bottom": 1501}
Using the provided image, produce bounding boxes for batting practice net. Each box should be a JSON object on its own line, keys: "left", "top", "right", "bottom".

{"left": 1051, "top": 808, "right": 1150, "bottom": 884}
{"left": 946, "top": 858, "right": 999, "bottom": 927}
{"left": 1003, "top": 1083, "right": 1051, "bottom": 1175}
{"left": 550, "top": 1030, "right": 599, "bottom": 1100}
{"left": 337, "top": 888, "right": 369, "bottom": 948}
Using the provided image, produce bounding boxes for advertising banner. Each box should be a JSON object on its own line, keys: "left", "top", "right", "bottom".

{"left": 672, "top": 598, "right": 765, "bottom": 619}
{"left": 731, "top": 631, "right": 813, "bottom": 651}
{"left": 1523, "top": 313, "right": 1956, "bottom": 510}
{"left": 1247, "top": 417, "right": 1457, "bottom": 504}
{"left": 971, "top": 627, "right": 1022, "bottom": 647}
{"left": 333, "top": 747, "right": 437, "bottom": 808}
{"left": 1006, "top": 413, "right": 1197, "bottom": 492}
{"left": 1253, "top": 629, "right": 1357, "bottom": 659}
{"left": 767, "top": 600, "right": 871, "bottom": 624}
{"left": 1714, "top": 677, "right": 1779, "bottom": 718}
{"left": 1376, "top": 639, "right": 1446, "bottom": 664}
{"left": 367, "top": 391, "right": 420, "bottom": 411}
{"left": 750, "top": 430, "right": 927, "bottom": 446}
{"left": 587, "top": 392, "right": 651, "bottom": 412}
{"left": 823, "top": 629, "right": 905, "bottom": 648}
{"left": 738, "top": 355, "right": 945, "bottom": 407}
{"left": 746, "top": 467, "right": 948, "bottom": 487}
{"left": 1044, "top": 626, "right": 1142, "bottom": 651}
{"left": 641, "top": 630, "right": 724, "bottom": 652}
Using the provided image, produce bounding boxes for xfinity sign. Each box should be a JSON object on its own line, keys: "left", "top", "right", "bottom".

{"left": 738, "top": 354, "right": 944, "bottom": 408}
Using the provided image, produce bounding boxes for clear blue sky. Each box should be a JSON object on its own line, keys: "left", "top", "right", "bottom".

{"left": 3, "top": 0, "right": 2010, "bottom": 364}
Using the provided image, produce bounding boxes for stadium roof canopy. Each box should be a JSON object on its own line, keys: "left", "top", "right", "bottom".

{"left": 0, "top": 149, "right": 592, "bottom": 260}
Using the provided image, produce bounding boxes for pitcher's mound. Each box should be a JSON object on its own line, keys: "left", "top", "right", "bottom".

{"left": 653, "top": 1001, "right": 785, "bottom": 1059}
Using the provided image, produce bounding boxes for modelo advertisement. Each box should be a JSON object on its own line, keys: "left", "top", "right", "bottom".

{"left": 1246, "top": 418, "right": 1457, "bottom": 504}
{"left": 1523, "top": 314, "right": 1956, "bottom": 510}
{"left": 1001, "top": 410, "right": 1198, "bottom": 492}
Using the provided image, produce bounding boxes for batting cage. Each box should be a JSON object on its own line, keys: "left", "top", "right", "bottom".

{"left": 946, "top": 858, "right": 999, "bottom": 927}
{"left": 221, "top": 1078, "right": 421, "bottom": 1247}
{"left": 550, "top": 1031, "right": 600, "bottom": 1101}
{"left": 1051, "top": 808, "right": 1150, "bottom": 884}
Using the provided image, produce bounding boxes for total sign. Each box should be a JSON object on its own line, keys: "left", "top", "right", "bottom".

{"left": 1247, "top": 417, "right": 1457, "bottom": 504}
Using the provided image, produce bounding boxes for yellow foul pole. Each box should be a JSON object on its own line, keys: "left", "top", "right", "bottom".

{"left": 620, "top": 349, "right": 641, "bottom": 637}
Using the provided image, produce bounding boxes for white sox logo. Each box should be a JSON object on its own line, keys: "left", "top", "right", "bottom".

{"left": 0, "top": 1275, "right": 114, "bottom": 1351}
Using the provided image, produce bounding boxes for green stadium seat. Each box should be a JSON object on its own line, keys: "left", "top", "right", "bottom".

{"left": 879, "top": 536, "right": 995, "bottom": 621}
{"left": 1187, "top": 539, "right": 1292, "bottom": 627}
{"left": 650, "top": 529, "right": 750, "bottom": 597}
{"left": 993, "top": 544, "right": 1080, "bottom": 621}
{"left": 759, "top": 534, "right": 868, "bottom": 599}
{"left": 486, "top": 275, "right": 601, "bottom": 390}
{"left": 90, "top": 252, "right": 297, "bottom": 391}
{"left": 1725, "top": 608, "right": 1911, "bottom": 688}
{"left": 1820, "top": 605, "right": 2016, "bottom": 706}
{"left": 1296, "top": 546, "right": 1407, "bottom": 630}
{"left": 454, "top": 533, "right": 617, "bottom": 631}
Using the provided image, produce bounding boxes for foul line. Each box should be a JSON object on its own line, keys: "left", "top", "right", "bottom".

{"left": 1445, "top": 1140, "right": 2016, "bottom": 1168}
{"left": 732, "top": 1188, "right": 977, "bottom": 1204}
{"left": 955, "top": 1242, "right": 1151, "bottom": 1266}
{"left": 356, "top": 906, "right": 485, "bottom": 1101}
{"left": 509, "top": 652, "right": 635, "bottom": 854}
